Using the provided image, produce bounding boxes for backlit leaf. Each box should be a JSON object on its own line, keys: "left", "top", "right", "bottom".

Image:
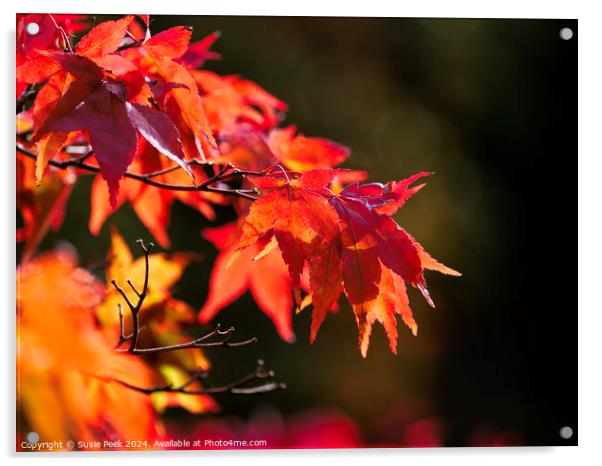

{"left": 75, "top": 15, "right": 134, "bottom": 58}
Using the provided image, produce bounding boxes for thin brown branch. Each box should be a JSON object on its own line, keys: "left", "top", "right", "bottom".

{"left": 16, "top": 144, "right": 259, "bottom": 201}
{"left": 116, "top": 323, "right": 258, "bottom": 354}
{"left": 69, "top": 150, "right": 94, "bottom": 165}
{"left": 142, "top": 165, "right": 182, "bottom": 178}
{"left": 111, "top": 279, "right": 136, "bottom": 312}
{"left": 112, "top": 359, "right": 286, "bottom": 395}
{"left": 197, "top": 162, "right": 236, "bottom": 188}
{"left": 113, "top": 239, "right": 258, "bottom": 354}
{"left": 111, "top": 239, "right": 153, "bottom": 351}
{"left": 126, "top": 279, "right": 142, "bottom": 298}
{"left": 109, "top": 240, "right": 285, "bottom": 397}
{"left": 117, "top": 304, "right": 126, "bottom": 345}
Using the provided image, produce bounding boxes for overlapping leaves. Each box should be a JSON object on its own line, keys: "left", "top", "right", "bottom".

{"left": 17, "top": 15, "right": 350, "bottom": 249}
{"left": 231, "top": 168, "right": 460, "bottom": 356}
{"left": 19, "top": 15, "right": 196, "bottom": 206}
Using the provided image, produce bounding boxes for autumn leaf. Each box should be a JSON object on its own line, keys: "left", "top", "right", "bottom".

{"left": 17, "top": 154, "right": 73, "bottom": 263}
{"left": 215, "top": 124, "right": 283, "bottom": 172}
{"left": 31, "top": 74, "right": 102, "bottom": 132}
{"left": 339, "top": 171, "right": 431, "bottom": 216}
{"left": 234, "top": 168, "right": 460, "bottom": 356}
{"left": 236, "top": 170, "right": 341, "bottom": 305}
{"left": 33, "top": 132, "right": 69, "bottom": 184}
{"left": 193, "top": 71, "right": 287, "bottom": 131}
{"left": 38, "top": 51, "right": 106, "bottom": 82}
{"left": 359, "top": 263, "right": 418, "bottom": 357}
{"left": 75, "top": 15, "right": 134, "bottom": 58}
{"left": 147, "top": 49, "right": 216, "bottom": 161}
{"left": 124, "top": 102, "right": 191, "bottom": 177}
{"left": 268, "top": 126, "right": 350, "bottom": 172}
{"left": 92, "top": 53, "right": 150, "bottom": 102}
{"left": 199, "top": 222, "right": 295, "bottom": 342}
{"left": 144, "top": 26, "right": 193, "bottom": 59}
{"left": 20, "top": 18, "right": 191, "bottom": 197}
{"left": 16, "top": 55, "right": 63, "bottom": 84}
{"left": 29, "top": 72, "right": 75, "bottom": 182}
{"left": 178, "top": 31, "right": 222, "bottom": 69}
{"left": 38, "top": 82, "right": 137, "bottom": 206}
{"left": 37, "top": 78, "right": 192, "bottom": 207}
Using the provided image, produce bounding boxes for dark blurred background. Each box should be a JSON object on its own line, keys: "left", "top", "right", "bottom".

{"left": 27, "top": 16, "right": 577, "bottom": 446}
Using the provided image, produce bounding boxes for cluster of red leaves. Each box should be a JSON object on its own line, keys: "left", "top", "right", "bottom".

{"left": 17, "top": 14, "right": 459, "bottom": 358}
{"left": 17, "top": 15, "right": 211, "bottom": 205}
{"left": 227, "top": 169, "right": 460, "bottom": 356}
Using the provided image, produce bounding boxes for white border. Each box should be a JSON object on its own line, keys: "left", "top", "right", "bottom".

{"left": 3, "top": 1, "right": 600, "bottom": 465}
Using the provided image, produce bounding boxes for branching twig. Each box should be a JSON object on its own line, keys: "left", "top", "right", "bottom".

{"left": 112, "top": 239, "right": 152, "bottom": 351}
{"left": 112, "top": 239, "right": 259, "bottom": 354}
{"left": 112, "top": 359, "right": 286, "bottom": 395}
{"left": 110, "top": 238, "right": 285, "bottom": 397}
{"left": 116, "top": 323, "right": 259, "bottom": 354}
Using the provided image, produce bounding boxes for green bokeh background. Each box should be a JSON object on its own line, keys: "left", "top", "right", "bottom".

{"left": 21, "top": 16, "right": 577, "bottom": 446}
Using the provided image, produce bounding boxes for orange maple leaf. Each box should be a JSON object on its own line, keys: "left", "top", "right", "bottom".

{"left": 17, "top": 250, "right": 159, "bottom": 444}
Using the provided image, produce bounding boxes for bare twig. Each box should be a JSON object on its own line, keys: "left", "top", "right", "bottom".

{"left": 112, "top": 239, "right": 258, "bottom": 354}
{"left": 112, "top": 359, "right": 286, "bottom": 395}
{"left": 116, "top": 323, "right": 258, "bottom": 353}
{"left": 142, "top": 165, "right": 183, "bottom": 178}
{"left": 112, "top": 239, "right": 151, "bottom": 352}
{"left": 109, "top": 238, "right": 285, "bottom": 397}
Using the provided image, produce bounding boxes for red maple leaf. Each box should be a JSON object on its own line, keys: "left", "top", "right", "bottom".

{"left": 199, "top": 222, "right": 294, "bottom": 342}
{"left": 268, "top": 125, "right": 350, "bottom": 172}
{"left": 233, "top": 168, "right": 460, "bottom": 356}
{"left": 35, "top": 79, "right": 190, "bottom": 206}
{"left": 178, "top": 31, "right": 222, "bottom": 69}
